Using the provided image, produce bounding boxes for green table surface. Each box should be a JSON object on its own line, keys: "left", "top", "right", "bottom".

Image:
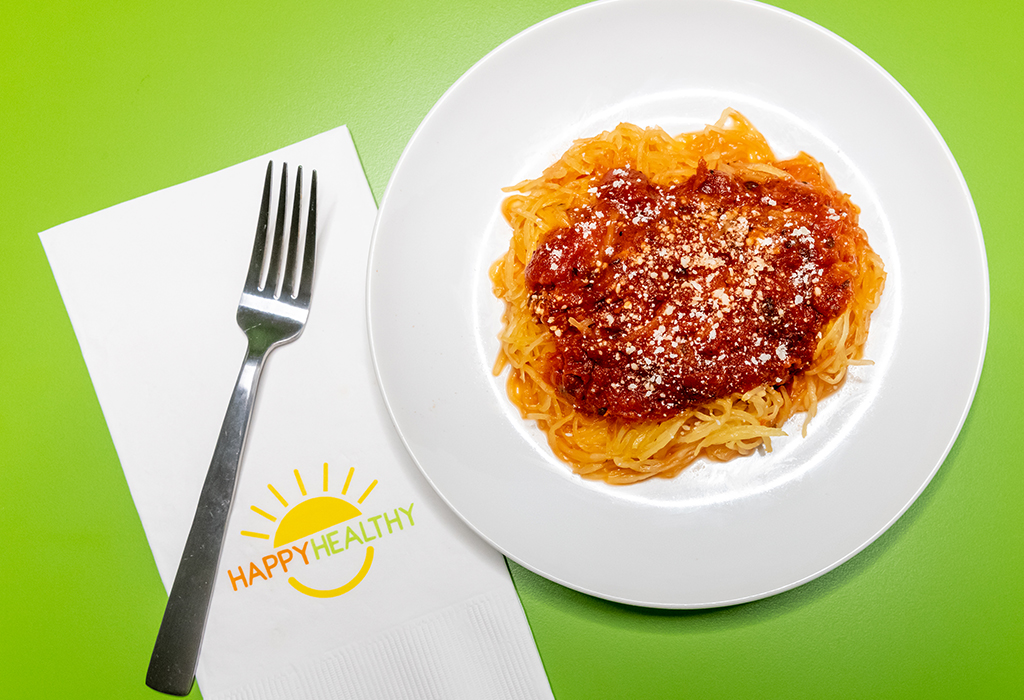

{"left": 2, "top": 0, "right": 1021, "bottom": 698}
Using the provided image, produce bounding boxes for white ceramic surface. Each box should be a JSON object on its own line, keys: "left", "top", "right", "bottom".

{"left": 367, "top": 0, "right": 988, "bottom": 607}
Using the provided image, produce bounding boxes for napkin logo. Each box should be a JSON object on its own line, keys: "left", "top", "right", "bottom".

{"left": 227, "top": 463, "right": 415, "bottom": 598}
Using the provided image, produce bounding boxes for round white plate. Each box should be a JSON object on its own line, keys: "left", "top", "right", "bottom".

{"left": 367, "top": 0, "right": 988, "bottom": 607}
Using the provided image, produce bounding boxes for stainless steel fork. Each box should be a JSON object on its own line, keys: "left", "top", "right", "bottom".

{"left": 146, "top": 161, "right": 317, "bottom": 696}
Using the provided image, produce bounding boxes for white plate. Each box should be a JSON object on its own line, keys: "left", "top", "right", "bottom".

{"left": 367, "top": 0, "right": 988, "bottom": 607}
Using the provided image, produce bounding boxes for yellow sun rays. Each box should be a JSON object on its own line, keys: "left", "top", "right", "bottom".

{"left": 240, "top": 463, "right": 375, "bottom": 545}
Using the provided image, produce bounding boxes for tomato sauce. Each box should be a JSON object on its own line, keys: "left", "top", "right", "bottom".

{"left": 524, "top": 162, "right": 858, "bottom": 422}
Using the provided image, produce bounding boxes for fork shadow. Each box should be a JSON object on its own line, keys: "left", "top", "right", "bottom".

{"left": 507, "top": 407, "right": 969, "bottom": 631}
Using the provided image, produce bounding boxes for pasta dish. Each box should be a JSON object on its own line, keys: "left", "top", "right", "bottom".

{"left": 490, "top": 110, "right": 886, "bottom": 484}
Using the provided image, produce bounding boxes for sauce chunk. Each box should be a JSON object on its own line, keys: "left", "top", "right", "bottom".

{"left": 525, "top": 162, "right": 858, "bottom": 422}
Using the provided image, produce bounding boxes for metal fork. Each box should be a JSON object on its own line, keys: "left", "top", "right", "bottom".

{"left": 146, "top": 161, "right": 317, "bottom": 696}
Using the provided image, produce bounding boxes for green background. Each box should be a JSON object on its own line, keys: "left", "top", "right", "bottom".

{"left": 2, "top": 0, "right": 1021, "bottom": 698}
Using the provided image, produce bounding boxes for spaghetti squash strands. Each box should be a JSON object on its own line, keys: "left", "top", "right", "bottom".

{"left": 490, "top": 110, "right": 886, "bottom": 484}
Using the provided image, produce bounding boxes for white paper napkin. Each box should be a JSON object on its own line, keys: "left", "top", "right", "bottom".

{"left": 40, "top": 127, "right": 553, "bottom": 700}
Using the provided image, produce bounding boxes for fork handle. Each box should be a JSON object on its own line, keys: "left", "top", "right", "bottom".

{"left": 146, "top": 342, "right": 268, "bottom": 696}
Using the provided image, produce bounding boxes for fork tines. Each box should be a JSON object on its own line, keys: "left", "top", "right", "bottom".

{"left": 246, "top": 161, "right": 317, "bottom": 305}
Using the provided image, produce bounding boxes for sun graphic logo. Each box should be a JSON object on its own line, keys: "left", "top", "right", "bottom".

{"left": 227, "top": 463, "right": 415, "bottom": 598}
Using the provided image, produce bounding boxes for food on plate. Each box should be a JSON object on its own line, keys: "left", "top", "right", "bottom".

{"left": 490, "top": 109, "right": 886, "bottom": 484}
